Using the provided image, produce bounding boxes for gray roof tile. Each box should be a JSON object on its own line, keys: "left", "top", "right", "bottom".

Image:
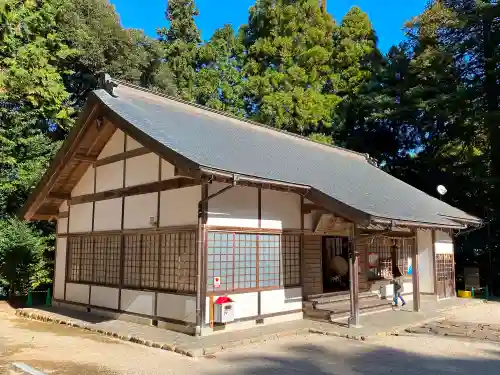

{"left": 94, "top": 83, "right": 479, "bottom": 227}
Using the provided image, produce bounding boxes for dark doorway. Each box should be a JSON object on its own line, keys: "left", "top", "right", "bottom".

{"left": 322, "top": 236, "right": 350, "bottom": 292}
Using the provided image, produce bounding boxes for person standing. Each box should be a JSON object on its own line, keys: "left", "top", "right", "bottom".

{"left": 391, "top": 266, "right": 406, "bottom": 307}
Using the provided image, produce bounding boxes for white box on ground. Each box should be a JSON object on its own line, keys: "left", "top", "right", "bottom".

{"left": 214, "top": 302, "right": 235, "bottom": 324}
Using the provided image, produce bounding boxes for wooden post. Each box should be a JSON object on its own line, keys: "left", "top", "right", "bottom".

{"left": 348, "top": 224, "right": 360, "bottom": 327}
{"left": 412, "top": 229, "right": 420, "bottom": 312}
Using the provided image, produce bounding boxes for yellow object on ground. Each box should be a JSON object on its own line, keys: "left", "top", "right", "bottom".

{"left": 458, "top": 290, "right": 472, "bottom": 298}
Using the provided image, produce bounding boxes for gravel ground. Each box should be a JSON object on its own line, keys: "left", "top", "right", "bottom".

{"left": 2, "top": 301, "right": 500, "bottom": 375}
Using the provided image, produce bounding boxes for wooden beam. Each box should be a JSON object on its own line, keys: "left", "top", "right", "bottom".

{"left": 412, "top": 228, "right": 421, "bottom": 311}
{"left": 32, "top": 214, "right": 57, "bottom": 221}
{"left": 48, "top": 192, "right": 72, "bottom": 201}
{"left": 71, "top": 177, "right": 198, "bottom": 205}
{"left": 95, "top": 147, "right": 150, "bottom": 167}
{"left": 59, "top": 211, "right": 69, "bottom": 219}
{"left": 302, "top": 203, "right": 329, "bottom": 214}
{"left": 74, "top": 154, "right": 97, "bottom": 163}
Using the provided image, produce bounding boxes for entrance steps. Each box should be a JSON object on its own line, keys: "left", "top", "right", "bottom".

{"left": 303, "top": 291, "right": 392, "bottom": 322}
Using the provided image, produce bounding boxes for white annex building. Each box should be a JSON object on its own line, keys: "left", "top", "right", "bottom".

{"left": 22, "top": 77, "right": 481, "bottom": 336}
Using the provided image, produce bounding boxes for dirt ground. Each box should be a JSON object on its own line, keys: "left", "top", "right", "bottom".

{"left": 2, "top": 301, "right": 500, "bottom": 375}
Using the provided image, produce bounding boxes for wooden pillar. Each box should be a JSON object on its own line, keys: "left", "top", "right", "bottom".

{"left": 348, "top": 224, "right": 360, "bottom": 327}
{"left": 412, "top": 229, "right": 420, "bottom": 312}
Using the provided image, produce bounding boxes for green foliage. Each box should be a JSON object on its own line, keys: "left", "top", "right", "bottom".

{"left": 0, "top": 0, "right": 499, "bottom": 292}
{"left": 240, "top": 0, "right": 341, "bottom": 134}
{"left": 0, "top": 218, "right": 51, "bottom": 294}
{"left": 158, "top": 0, "right": 201, "bottom": 100}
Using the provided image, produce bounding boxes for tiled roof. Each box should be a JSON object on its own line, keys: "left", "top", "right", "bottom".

{"left": 93, "top": 81, "right": 480, "bottom": 228}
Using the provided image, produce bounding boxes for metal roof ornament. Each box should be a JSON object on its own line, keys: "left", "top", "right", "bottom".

{"left": 98, "top": 73, "right": 118, "bottom": 97}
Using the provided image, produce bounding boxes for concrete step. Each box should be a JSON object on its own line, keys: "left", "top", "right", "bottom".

{"left": 307, "top": 291, "right": 379, "bottom": 308}
{"left": 303, "top": 296, "right": 393, "bottom": 323}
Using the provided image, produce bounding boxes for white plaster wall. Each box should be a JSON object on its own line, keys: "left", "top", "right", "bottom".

{"left": 98, "top": 130, "right": 125, "bottom": 159}
{"left": 157, "top": 294, "right": 196, "bottom": 323}
{"left": 436, "top": 242, "right": 454, "bottom": 254}
{"left": 71, "top": 167, "right": 94, "bottom": 197}
{"left": 261, "top": 190, "right": 301, "bottom": 229}
{"left": 94, "top": 198, "right": 122, "bottom": 231}
{"left": 435, "top": 230, "right": 453, "bottom": 243}
{"left": 161, "top": 159, "right": 176, "bottom": 179}
{"left": 260, "top": 288, "right": 302, "bottom": 315}
{"left": 96, "top": 162, "right": 124, "bottom": 192}
{"left": 304, "top": 213, "right": 314, "bottom": 231}
{"left": 123, "top": 193, "right": 157, "bottom": 229}
{"left": 207, "top": 182, "right": 258, "bottom": 228}
{"left": 59, "top": 200, "right": 68, "bottom": 212}
{"left": 126, "top": 135, "right": 142, "bottom": 151}
{"left": 120, "top": 289, "right": 155, "bottom": 315}
{"left": 90, "top": 286, "right": 119, "bottom": 310}
{"left": 66, "top": 283, "right": 89, "bottom": 304}
{"left": 125, "top": 153, "right": 159, "bottom": 187}
{"left": 417, "top": 229, "right": 435, "bottom": 294}
{"left": 160, "top": 186, "right": 199, "bottom": 227}
{"left": 68, "top": 203, "right": 93, "bottom": 233}
{"left": 57, "top": 218, "right": 68, "bottom": 234}
{"left": 54, "top": 237, "right": 67, "bottom": 300}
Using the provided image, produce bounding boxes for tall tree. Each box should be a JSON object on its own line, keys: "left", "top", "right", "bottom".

{"left": 330, "top": 6, "right": 386, "bottom": 158}
{"left": 158, "top": 0, "right": 201, "bottom": 100}
{"left": 195, "top": 25, "right": 245, "bottom": 115}
{"left": 240, "top": 0, "right": 340, "bottom": 136}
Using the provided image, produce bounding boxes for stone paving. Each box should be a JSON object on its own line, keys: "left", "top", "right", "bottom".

{"left": 406, "top": 301, "right": 500, "bottom": 342}
{"left": 3, "top": 301, "right": 500, "bottom": 375}
{"left": 14, "top": 297, "right": 483, "bottom": 358}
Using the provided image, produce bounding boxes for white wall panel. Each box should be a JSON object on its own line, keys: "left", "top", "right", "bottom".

{"left": 71, "top": 167, "right": 94, "bottom": 197}
{"left": 161, "top": 159, "right": 176, "bottom": 180}
{"left": 68, "top": 203, "right": 93, "bottom": 233}
{"left": 59, "top": 200, "right": 68, "bottom": 212}
{"left": 98, "top": 130, "right": 125, "bottom": 159}
{"left": 66, "top": 283, "right": 89, "bottom": 304}
{"left": 126, "top": 136, "right": 142, "bottom": 151}
{"left": 54, "top": 237, "right": 67, "bottom": 300}
{"left": 207, "top": 182, "right": 258, "bottom": 228}
{"left": 57, "top": 218, "right": 68, "bottom": 234}
{"left": 96, "top": 161, "right": 123, "bottom": 192}
{"left": 94, "top": 198, "right": 122, "bottom": 231}
{"left": 436, "top": 242, "right": 454, "bottom": 254}
{"left": 261, "top": 190, "right": 301, "bottom": 229}
{"left": 417, "top": 229, "right": 434, "bottom": 293}
{"left": 120, "top": 289, "right": 155, "bottom": 315}
{"left": 124, "top": 193, "right": 157, "bottom": 229}
{"left": 125, "top": 153, "right": 159, "bottom": 187}
{"left": 160, "top": 186, "right": 198, "bottom": 226}
{"left": 90, "top": 286, "right": 119, "bottom": 310}
{"left": 260, "top": 288, "right": 302, "bottom": 315}
{"left": 435, "top": 230, "right": 453, "bottom": 243}
{"left": 157, "top": 294, "right": 196, "bottom": 323}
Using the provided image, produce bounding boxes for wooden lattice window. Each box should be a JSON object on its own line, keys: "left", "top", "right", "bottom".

{"left": 258, "top": 234, "right": 280, "bottom": 288}
{"left": 67, "top": 237, "right": 82, "bottom": 282}
{"left": 366, "top": 237, "right": 413, "bottom": 279}
{"left": 123, "top": 234, "right": 142, "bottom": 288}
{"left": 141, "top": 234, "right": 160, "bottom": 289}
{"left": 159, "top": 232, "right": 179, "bottom": 290}
{"left": 80, "top": 236, "right": 93, "bottom": 283}
{"left": 176, "top": 231, "right": 196, "bottom": 292}
{"left": 207, "top": 232, "right": 287, "bottom": 293}
{"left": 436, "top": 254, "right": 454, "bottom": 281}
{"left": 282, "top": 235, "right": 301, "bottom": 286}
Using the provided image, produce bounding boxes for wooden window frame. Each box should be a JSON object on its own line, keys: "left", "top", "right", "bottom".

{"left": 206, "top": 231, "right": 301, "bottom": 295}
{"left": 65, "top": 230, "right": 196, "bottom": 294}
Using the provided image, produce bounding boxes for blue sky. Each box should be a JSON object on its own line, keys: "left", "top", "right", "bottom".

{"left": 109, "top": 0, "right": 427, "bottom": 52}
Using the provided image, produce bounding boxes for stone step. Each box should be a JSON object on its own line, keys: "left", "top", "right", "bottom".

{"left": 307, "top": 291, "right": 380, "bottom": 307}
{"left": 303, "top": 297, "right": 393, "bottom": 323}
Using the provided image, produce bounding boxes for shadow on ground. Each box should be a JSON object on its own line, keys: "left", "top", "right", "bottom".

{"left": 209, "top": 338, "right": 500, "bottom": 375}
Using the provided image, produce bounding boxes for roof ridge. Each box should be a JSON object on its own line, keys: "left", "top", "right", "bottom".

{"left": 108, "top": 77, "right": 373, "bottom": 162}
